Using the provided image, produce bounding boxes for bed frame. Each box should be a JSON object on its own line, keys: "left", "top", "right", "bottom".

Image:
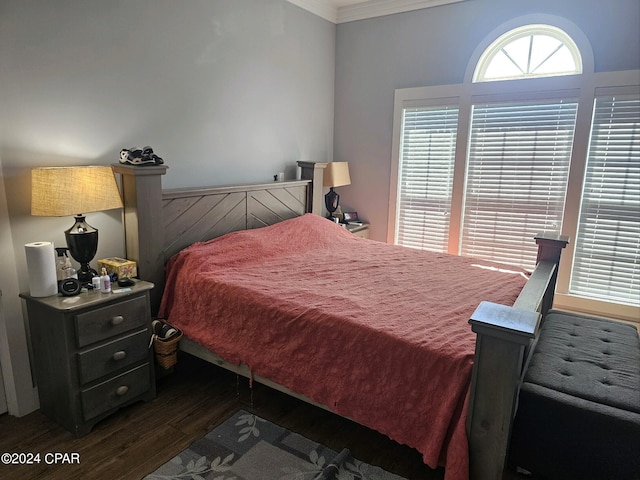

{"left": 113, "top": 161, "right": 568, "bottom": 480}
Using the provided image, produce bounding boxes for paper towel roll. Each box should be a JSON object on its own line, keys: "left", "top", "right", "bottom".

{"left": 25, "top": 241, "right": 58, "bottom": 297}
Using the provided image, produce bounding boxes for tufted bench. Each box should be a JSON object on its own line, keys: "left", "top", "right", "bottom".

{"left": 509, "top": 310, "right": 640, "bottom": 480}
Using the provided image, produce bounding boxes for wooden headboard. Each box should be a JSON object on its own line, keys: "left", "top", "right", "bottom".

{"left": 112, "top": 161, "right": 327, "bottom": 313}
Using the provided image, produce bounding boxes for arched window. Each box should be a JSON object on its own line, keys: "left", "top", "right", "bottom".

{"left": 473, "top": 24, "right": 582, "bottom": 82}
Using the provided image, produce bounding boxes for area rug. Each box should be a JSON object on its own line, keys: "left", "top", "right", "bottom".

{"left": 143, "top": 409, "right": 409, "bottom": 480}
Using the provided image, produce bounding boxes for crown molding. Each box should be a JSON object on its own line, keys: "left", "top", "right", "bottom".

{"left": 287, "top": 0, "right": 338, "bottom": 23}
{"left": 286, "top": 0, "right": 466, "bottom": 24}
{"left": 336, "top": 0, "right": 466, "bottom": 23}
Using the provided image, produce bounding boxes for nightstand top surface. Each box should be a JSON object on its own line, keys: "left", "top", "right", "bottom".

{"left": 344, "top": 222, "right": 369, "bottom": 233}
{"left": 20, "top": 279, "right": 154, "bottom": 312}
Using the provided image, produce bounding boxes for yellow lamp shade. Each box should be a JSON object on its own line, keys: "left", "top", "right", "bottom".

{"left": 31, "top": 166, "right": 123, "bottom": 216}
{"left": 323, "top": 162, "right": 351, "bottom": 188}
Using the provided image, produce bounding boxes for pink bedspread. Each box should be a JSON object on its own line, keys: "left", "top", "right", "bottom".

{"left": 159, "top": 214, "right": 528, "bottom": 480}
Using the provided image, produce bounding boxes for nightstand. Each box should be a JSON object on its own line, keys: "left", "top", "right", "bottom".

{"left": 20, "top": 280, "right": 156, "bottom": 436}
{"left": 345, "top": 222, "right": 370, "bottom": 239}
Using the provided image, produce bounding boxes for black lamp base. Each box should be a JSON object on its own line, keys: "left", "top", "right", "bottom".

{"left": 325, "top": 187, "right": 340, "bottom": 218}
{"left": 65, "top": 214, "right": 99, "bottom": 285}
{"left": 77, "top": 266, "right": 99, "bottom": 284}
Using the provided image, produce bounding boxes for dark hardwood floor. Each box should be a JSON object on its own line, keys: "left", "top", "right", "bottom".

{"left": 0, "top": 353, "right": 443, "bottom": 479}
{"left": 0, "top": 353, "right": 527, "bottom": 480}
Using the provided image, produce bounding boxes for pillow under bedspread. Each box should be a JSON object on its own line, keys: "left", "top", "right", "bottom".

{"left": 159, "top": 214, "right": 529, "bottom": 480}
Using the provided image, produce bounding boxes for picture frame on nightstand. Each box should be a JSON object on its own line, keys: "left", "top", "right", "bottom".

{"left": 343, "top": 211, "right": 360, "bottom": 223}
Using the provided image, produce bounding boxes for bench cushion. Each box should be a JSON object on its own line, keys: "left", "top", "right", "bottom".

{"left": 524, "top": 310, "right": 639, "bottom": 413}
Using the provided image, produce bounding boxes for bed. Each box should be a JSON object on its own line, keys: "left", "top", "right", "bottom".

{"left": 113, "top": 161, "right": 568, "bottom": 480}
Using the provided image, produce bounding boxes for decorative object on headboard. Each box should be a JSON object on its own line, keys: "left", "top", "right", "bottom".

{"left": 119, "top": 146, "right": 164, "bottom": 166}
{"left": 323, "top": 162, "right": 350, "bottom": 219}
{"left": 31, "top": 166, "right": 124, "bottom": 285}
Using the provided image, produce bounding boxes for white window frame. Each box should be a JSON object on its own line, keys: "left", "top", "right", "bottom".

{"left": 473, "top": 24, "right": 582, "bottom": 82}
{"left": 396, "top": 101, "right": 460, "bottom": 252}
{"left": 461, "top": 96, "right": 580, "bottom": 270}
{"left": 555, "top": 79, "right": 640, "bottom": 320}
{"left": 388, "top": 15, "right": 640, "bottom": 322}
{"left": 569, "top": 91, "right": 640, "bottom": 305}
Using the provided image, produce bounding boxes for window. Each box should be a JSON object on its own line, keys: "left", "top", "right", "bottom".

{"left": 462, "top": 99, "right": 578, "bottom": 270}
{"left": 474, "top": 24, "right": 582, "bottom": 82}
{"left": 390, "top": 17, "right": 640, "bottom": 317}
{"left": 570, "top": 94, "right": 640, "bottom": 305}
{"left": 396, "top": 105, "right": 458, "bottom": 252}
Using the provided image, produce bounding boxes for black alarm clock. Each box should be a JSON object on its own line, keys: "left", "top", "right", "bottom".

{"left": 59, "top": 278, "right": 81, "bottom": 296}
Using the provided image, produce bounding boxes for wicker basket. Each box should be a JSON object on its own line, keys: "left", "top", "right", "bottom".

{"left": 152, "top": 320, "right": 183, "bottom": 369}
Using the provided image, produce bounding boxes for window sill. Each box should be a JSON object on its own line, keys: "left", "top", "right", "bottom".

{"left": 553, "top": 293, "right": 640, "bottom": 325}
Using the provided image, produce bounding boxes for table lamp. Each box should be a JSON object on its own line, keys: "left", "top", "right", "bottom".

{"left": 31, "top": 166, "right": 124, "bottom": 284}
{"left": 323, "top": 162, "right": 351, "bottom": 219}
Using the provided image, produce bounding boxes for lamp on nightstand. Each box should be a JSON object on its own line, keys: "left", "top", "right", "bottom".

{"left": 31, "top": 166, "right": 124, "bottom": 284}
{"left": 323, "top": 162, "right": 351, "bottom": 220}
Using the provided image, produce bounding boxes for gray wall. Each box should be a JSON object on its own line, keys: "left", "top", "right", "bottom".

{"left": 334, "top": 0, "right": 640, "bottom": 241}
{"left": 0, "top": 0, "right": 335, "bottom": 414}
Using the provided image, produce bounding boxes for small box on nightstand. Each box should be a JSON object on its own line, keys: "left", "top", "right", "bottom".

{"left": 98, "top": 257, "right": 137, "bottom": 279}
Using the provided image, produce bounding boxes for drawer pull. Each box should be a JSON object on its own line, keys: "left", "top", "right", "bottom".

{"left": 115, "top": 386, "right": 129, "bottom": 396}
{"left": 112, "top": 350, "right": 127, "bottom": 361}
{"left": 111, "top": 315, "right": 124, "bottom": 326}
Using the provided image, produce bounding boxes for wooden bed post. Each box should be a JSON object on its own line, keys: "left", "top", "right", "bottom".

{"left": 466, "top": 233, "right": 568, "bottom": 480}
{"left": 297, "top": 161, "right": 327, "bottom": 216}
{"left": 112, "top": 163, "right": 168, "bottom": 315}
{"left": 534, "top": 232, "right": 570, "bottom": 318}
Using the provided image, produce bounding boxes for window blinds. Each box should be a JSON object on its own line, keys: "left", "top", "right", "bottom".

{"left": 396, "top": 105, "right": 458, "bottom": 252}
{"left": 570, "top": 95, "right": 640, "bottom": 306}
{"left": 461, "top": 99, "right": 578, "bottom": 270}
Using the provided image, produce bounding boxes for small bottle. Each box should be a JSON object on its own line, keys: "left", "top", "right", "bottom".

{"left": 91, "top": 275, "right": 101, "bottom": 291}
{"left": 55, "top": 248, "right": 67, "bottom": 283}
{"left": 63, "top": 254, "right": 78, "bottom": 280}
{"left": 99, "top": 268, "right": 111, "bottom": 293}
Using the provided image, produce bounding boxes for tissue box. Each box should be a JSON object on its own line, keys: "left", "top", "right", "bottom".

{"left": 98, "top": 257, "right": 137, "bottom": 279}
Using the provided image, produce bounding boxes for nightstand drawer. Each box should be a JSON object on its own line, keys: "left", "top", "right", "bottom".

{"left": 81, "top": 363, "right": 151, "bottom": 421}
{"left": 75, "top": 296, "right": 148, "bottom": 347}
{"left": 77, "top": 329, "right": 150, "bottom": 384}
